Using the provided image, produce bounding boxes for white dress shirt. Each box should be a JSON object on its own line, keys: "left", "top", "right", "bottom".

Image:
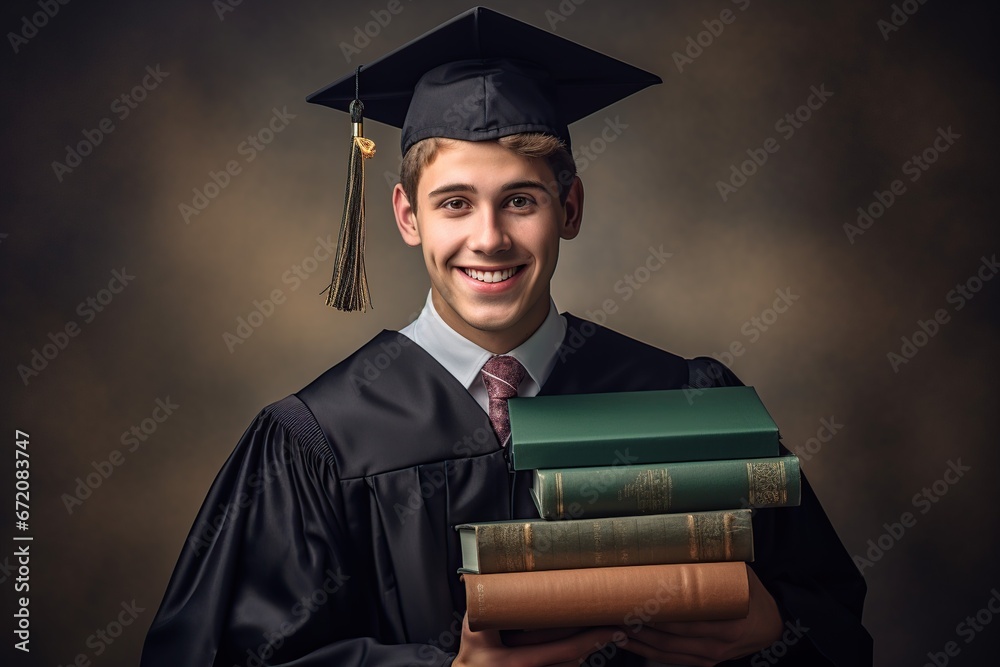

{"left": 398, "top": 292, "right": 567, "bottom": 413}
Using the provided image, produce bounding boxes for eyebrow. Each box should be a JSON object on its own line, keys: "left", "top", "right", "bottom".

{"left": 503, "top": 180, "right": 555, "bottom": 196}
{"left": 427, "top": 180, "right": 554, "bottom": 199}
{"left": 427, "top": 183, "right": 476, "bottom": 198}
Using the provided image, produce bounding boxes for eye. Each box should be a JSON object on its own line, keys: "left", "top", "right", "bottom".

{"left": 441, "top": 198, "right": 469, "bottom": 211}
{"left": 507, "top": 195, "right": 534, "bottom": 209}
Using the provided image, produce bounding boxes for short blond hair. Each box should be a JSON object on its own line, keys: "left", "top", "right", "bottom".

{"left": 399, "top": 133, "right": 577, "bottom": 212}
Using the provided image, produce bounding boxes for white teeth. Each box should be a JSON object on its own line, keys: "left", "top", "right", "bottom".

{"left": 464, "top": 266, "right": 519, "bottom": 283}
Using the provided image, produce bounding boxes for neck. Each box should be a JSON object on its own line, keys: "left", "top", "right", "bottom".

{"left": 432, "top": 294, "right": 550, "bottom": 355}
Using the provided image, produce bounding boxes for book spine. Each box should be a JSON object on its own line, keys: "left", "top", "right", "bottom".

{"left": 472, "top": 510, "right": 753, "bottom": 574}
{"left": 465, "top": 562, "right": 749, "bottom": 631}
{"left": 533, "top": 455, "right": 800, "bottom": 519}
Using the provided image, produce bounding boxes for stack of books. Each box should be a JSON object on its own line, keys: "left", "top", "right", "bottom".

{"left": 457, "top": 386, "right": 801, "bottom": 631}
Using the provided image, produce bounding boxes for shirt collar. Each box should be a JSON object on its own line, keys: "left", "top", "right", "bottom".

{"left": 400, "top": 291, "right": 566, "bottom": 392}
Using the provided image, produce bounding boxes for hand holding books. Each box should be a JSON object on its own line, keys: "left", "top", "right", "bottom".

{"left": 611, "top": 566, "right": 785, "bottom": 665}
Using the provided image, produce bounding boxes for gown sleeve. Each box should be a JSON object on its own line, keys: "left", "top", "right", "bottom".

{"left": 140, "top": 395, "right": 456, "bottom": 667}
{"left": 687, "top": 357, "right": 873, "bottom": 667}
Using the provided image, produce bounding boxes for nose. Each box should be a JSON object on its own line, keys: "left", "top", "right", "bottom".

{"left": 467, "top": 207, "right": 511, "bottom": 255}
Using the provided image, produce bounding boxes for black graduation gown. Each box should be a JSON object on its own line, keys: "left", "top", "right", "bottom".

{"left": 141, "top": 315, "right": 872, "bottom": 666}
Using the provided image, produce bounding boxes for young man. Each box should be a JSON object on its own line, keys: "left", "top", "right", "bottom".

{"left": 142, "top": 8, "right": 871, "bottom": 666}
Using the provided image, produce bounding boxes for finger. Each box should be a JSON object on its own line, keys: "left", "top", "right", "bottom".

{"left": 461, "top": 612, "right": 507, "bottom": 650}
{"left": 513, "top": 626, "right": 619, "bottom": 665}
{"left": 636, "top": 619, "right": 745, "bottom": 641}
{"left": 616, "top": 635, "right": 717, "bottom": 667}
{"left": 502, "top": 626, "right": 588, "bottom": 646}
{"left": 618, "top": 629, "right": 735, "bottom": 665}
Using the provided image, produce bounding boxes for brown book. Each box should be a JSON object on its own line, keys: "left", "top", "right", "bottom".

{"left": 464, "top": 562, "right": 749, "bottom": 631}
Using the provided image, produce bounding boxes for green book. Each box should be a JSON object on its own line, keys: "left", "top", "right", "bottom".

{"left": 508, "top": 386, "right": 780, "bottom": 471}
{"left": 456, "top": 509, "right": 754, "bottom": 574}
{"left": 531, "top": 455, "right": 800, "bottom": 520}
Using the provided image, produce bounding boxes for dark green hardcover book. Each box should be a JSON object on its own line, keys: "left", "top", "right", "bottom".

{"left": 456, "top": 509, "right": 754, "bottom": 574}
{"left": 531, "top": 455, "right": 800, "bottom": 520}
{"left": 508, "top": 386, "right": 780, "bottom": 471}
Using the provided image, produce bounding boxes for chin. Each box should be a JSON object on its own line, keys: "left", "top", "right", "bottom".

{"left": 461, "top": 309, "right": 524, "bottom": 334}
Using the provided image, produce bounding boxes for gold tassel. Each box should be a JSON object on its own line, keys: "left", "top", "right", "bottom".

{"left": 324, "top": 97, "right": 376, "bottom": 312}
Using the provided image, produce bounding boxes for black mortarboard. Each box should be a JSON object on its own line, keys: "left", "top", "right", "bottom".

{"left": 309, "top": 6, "right": 662, "bottom": 155}
{"left": 307, "top": 6, "right": 662, "bottom": 311}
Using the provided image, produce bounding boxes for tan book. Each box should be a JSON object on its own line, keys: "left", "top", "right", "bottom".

{"left": 464, "top": 562, "right": 749, "bottom": 631}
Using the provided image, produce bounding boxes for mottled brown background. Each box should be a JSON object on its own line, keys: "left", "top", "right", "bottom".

{"left": 2, "top": 0, "right": 997, "bottom": 665}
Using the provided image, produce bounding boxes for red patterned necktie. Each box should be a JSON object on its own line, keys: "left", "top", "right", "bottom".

{"left": 480, "top": 355, "right": 526, "bottom": 446}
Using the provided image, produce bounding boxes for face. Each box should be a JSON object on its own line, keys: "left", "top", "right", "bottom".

{"left": 393, "top": 140, "right": 583, "bottom": 353}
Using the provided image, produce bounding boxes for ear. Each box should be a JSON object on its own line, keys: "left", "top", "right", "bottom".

{"left": 559, "top": 176, "right": 584, "bottom": 240}
{"left": 393, "top": 183, "right": 421, "bottom": 247}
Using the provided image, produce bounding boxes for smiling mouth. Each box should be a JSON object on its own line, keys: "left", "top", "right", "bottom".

{"left": 462, "top": 265, "right": 524, "bottom": 284}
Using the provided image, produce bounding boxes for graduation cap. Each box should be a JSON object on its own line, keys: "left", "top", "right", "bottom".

{"left": 307, "top": 6, "right": 662, "bottom": 312}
